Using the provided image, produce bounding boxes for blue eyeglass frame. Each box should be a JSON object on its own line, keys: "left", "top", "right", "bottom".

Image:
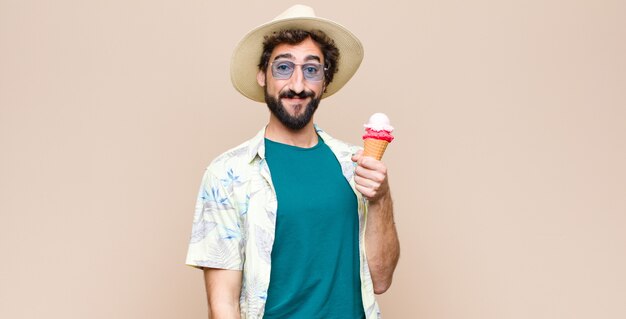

{"left": 270, "top": 60, "right": 328, "bottom": 81}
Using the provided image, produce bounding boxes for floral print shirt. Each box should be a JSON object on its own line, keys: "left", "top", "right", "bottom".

{"left": 186, "top": 126, "right": 382, "bottom": 318}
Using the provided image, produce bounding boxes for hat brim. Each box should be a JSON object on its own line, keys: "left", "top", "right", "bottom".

{"left": 230, "top": 17, "right": 364, "bottom": 103}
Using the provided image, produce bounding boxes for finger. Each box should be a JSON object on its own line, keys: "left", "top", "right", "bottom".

{"left": 358, "top": 156, "right": 387, "bottom": 171}
{"left": 355, "top": 183, "right": 375, "bottom": 199}
{"left": 354, "top": 175, "right": 381, "bottom": 191}
{"left": 354, "top": 165, "right": 386, "bottom": 183}
{"left": 351, "top": 150, "right": 363, "bottom": 162}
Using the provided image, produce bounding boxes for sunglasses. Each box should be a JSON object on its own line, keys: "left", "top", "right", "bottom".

{"left": 271, "top": 60, "right": 327, "bottom": 82}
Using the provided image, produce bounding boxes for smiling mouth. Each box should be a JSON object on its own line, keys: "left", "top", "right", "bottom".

{"left": 282, "top": 96, "right": 308, "bottom": 104}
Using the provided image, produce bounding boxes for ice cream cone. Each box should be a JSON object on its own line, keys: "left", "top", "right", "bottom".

{"left": 363, "top": 138, "right": 389, "bottom": 160}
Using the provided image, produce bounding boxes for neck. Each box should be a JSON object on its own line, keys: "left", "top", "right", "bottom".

{"left": 265, "top": 115, "right": 318, "bottom": 148}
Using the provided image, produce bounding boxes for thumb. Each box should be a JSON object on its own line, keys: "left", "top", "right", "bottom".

{"left": 351, "top": 150, "right": 363, "bottom": 163}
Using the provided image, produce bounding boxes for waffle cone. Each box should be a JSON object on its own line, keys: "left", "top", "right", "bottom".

{"left": 363, "top": 138, "right": 389, "bottom": 160}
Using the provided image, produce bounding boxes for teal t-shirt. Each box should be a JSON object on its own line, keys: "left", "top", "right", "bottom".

{"left": 263, "top": 136, "right": 365, "bottom": 319}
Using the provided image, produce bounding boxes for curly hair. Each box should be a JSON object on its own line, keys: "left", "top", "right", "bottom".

{"left": 258, "top": 29, "right": 340, "bottom": 89}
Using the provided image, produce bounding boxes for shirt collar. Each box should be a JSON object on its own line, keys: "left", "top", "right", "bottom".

{"left": 246, "top": 126, "right": 267, "bottom": 164}
{"left": 246, "top": 124, "right": 349, "bottom": 164}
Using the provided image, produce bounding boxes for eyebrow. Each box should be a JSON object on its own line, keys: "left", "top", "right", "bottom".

{"left": 304, "top": 55, "right": 321, "bottom": 62}
{"left": 272, "top": 53, "right": 322, "bottom": 63}
{"left": 273, "top": 53, "right": 294, "bottom": 61}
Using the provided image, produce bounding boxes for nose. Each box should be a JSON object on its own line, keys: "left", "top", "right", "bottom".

{"left": 287, "top": 66, "right": 305, "bottom": 93}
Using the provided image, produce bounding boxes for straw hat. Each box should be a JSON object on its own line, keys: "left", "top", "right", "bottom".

{"left": 230, "top": 4, "right": 364, "bottom": 102}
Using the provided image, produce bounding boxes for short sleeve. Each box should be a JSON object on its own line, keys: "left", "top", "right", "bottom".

{"left": 185, "top": 168, "right": 244, "bottom": 270}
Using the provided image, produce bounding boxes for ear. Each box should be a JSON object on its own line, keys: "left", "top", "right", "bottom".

{"left": 256, "top": 70, "right": 266, "bottom": 87}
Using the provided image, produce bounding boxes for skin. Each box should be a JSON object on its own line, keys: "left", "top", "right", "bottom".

{"left": 203, "top": 268, "right": 242, "bottom": 319}
{"left": 204, "top": 36, "right": 400, "bottom": 318}
{"left": 351, "top": 150, "right": 400, "bottom": 294}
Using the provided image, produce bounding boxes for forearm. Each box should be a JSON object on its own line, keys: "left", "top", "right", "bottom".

{"left": 365, "top": 191, "right": 400, "bottom": 294}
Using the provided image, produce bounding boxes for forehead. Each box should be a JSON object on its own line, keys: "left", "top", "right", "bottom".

{"left": 269, "top": 37, "right": 323, "bottom": 62}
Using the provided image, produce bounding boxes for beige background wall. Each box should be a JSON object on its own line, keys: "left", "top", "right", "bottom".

{"left": 1, "top": 0, "right": 625, "bottom": 318}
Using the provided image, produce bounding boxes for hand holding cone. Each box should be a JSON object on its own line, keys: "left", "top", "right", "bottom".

{"left": 362, "top": 113, "right": 394, "bottom": 160}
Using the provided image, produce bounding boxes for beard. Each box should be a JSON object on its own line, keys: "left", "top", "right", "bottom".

{"left": 264, "top": 87, "right": 321, "bottom": 130}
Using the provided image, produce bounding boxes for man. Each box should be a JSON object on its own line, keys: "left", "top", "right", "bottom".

{"left": 186, "top": 5, "right": 400, "bottom": 319}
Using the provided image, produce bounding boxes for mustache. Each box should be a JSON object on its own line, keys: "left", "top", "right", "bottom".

{"left": 279, "top": 90, "right": 315, "bottom": 99}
